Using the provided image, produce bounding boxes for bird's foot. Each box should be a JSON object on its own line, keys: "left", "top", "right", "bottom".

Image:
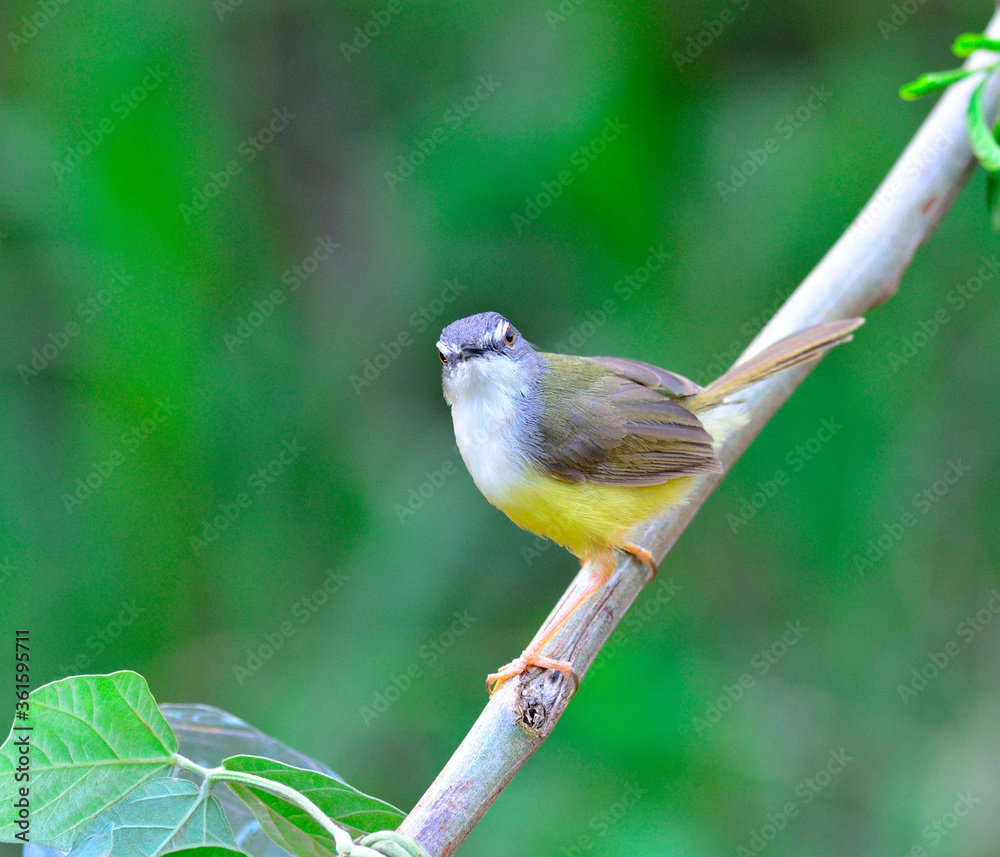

{"left": 487, "top": 652, "right": 579, "bottom": 696}
{"left": 622, "top": 542, "right": 658, "bottom": 580}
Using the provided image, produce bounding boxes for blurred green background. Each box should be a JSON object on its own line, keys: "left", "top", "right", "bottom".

{"left": 2, "top": 0, "right": 999, "bottom": 855}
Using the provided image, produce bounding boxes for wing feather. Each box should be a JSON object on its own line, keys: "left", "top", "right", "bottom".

{"left": 534, "top": 353, "right": 722, "bottom": 486}
{"left": 590, "top": 356, "right": 704, "bottom": 396}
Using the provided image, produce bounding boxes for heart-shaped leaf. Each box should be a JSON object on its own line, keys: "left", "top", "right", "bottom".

{"left": 223, "top": 755, "right": 404, "bottom": 857}
{"left": 169, "top": 850, "right": 249, "bottom": 856}
{"left": 66, "top": 778, "right": 240, "bottom": 857}
{"left": 0, "top": 672, "right": 177, "bottom": 851}
{"left": 163, "top": 703, "right": 344, "bottom": 856}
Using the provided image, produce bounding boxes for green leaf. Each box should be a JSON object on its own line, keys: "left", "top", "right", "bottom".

{"left": 967, "top": 79, "right": 1000, "bottom": 171}
{"left": 168, "top": 850, "right": 248, "bottom": 856}
{"left": 68, "top": 822, "right": 114, "bottom": 857}
{"left": 953, "top": 32, "right": 1000, "bottom": 58}
{"left": 66, "top": 778, "right": 241, "bottom": 857}
{"left": 899, "top": 68, "right": 977, "bottom": 100}
{"left": 162, "top": 704, "right": 341, "bottom": 776}
{"left": 223, "top": 755, "right": 405, "bottom": 857}
{"left": 163, "top": 704, "right": 346, "bottom": 857}
{"left": 0, "top": 671, "right": 178, "bottom": 851}
{"left": 988, "top": 141, "right": 1000, "bottom": 232}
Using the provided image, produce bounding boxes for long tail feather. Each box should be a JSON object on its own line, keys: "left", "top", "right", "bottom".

{"left": 689, "top": 318, "right": 864, "bottom": 412}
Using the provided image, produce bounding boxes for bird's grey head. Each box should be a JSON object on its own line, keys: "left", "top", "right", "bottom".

{"left": 437, "top": 312, "right": 540, "bottom": 405}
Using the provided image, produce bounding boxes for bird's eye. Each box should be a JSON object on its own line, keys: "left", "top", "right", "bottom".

{"left": 504, "top": 327, "right": 515, "bottom": 345}
{"left": 438, "top": 350, "right": 447, "bottom": 364}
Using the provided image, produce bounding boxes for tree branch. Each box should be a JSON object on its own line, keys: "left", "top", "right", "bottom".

{"left": 397, "top": 12, "right": 1000, "bottom": 856}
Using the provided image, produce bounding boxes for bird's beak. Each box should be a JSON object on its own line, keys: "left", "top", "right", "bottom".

{"left": 459, "top": 344, "right": 485, "bottom": 359}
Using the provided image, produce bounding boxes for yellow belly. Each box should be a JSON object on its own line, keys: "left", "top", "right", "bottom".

{"left": 492, "top": 469, "right": 694, "bottom": 558}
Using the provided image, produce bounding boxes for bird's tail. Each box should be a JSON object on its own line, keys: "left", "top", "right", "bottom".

{"left": 688, "top": 317, "right": 864, "bottom": 413}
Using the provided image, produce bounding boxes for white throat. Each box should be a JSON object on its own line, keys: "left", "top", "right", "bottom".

{"left": 445, "top": 357, "right": 532, "bottom": 504}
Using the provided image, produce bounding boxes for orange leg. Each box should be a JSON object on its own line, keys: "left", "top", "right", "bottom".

{"left": 487, "top": 551, "right": 617, "bottom": 695}
{"left": 622, "top": 542, "right": 657, "bottom": 580}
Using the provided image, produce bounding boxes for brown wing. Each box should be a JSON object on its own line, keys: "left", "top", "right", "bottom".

{"left": 534, "top": 353, "right": 722, "bottom": 486}
{"left": 590, "top": 356, "right": 704, "bottom": 397}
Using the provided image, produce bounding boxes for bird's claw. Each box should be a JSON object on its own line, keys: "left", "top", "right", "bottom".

{"left": 487, "top": 653, "right": 579, "bottom": 696}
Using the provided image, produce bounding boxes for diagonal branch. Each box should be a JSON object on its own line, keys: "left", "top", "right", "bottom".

{"left": 397, "top": 12, "right": 1000, "bottom": 856}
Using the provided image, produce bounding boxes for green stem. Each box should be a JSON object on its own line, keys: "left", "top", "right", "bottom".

{"left": 172, "top": 752, "right": 356, "bottom": 854}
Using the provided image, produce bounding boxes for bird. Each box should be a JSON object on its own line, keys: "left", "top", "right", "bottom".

{"left": 436, "top": 311, "right": 862, "bottom": 693}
